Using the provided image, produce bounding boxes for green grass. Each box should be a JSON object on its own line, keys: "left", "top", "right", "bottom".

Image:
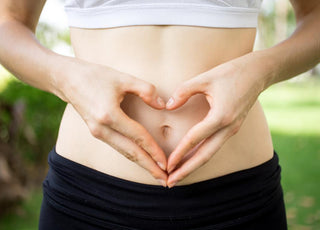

{"left": 259, "top": 77, "right": 320, "bottom": 229}
{"left": 260, "top": 77, "right": 320, "bottom": 135}
{"left": 0, "top": 76, "right": 319, "bottom": 230}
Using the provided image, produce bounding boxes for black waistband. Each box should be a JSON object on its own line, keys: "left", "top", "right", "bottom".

{"left": 42, "top": 146, "right": 283, "bottom": 229}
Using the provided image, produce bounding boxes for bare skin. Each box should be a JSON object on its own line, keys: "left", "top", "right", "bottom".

{"left": 0, "top": 0, "right": 319, "bottom": 188}
{"left": 55, "top": 26, "right": 274, "bottom": 186}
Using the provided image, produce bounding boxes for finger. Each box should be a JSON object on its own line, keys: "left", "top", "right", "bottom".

{"left": 97, "top": 124, "right": 168, "bottom": 185}
{"left": 167, "top": 111, "right": 222, "bottom": 173}
{"left": 166, "top": 76, "right": 208, "bottom": 110}
{"left": 167, "top": 126, "right": 231, "bottom": 188}
{"left": 122, "top": 76, "right": 166, "bottom": 109}
{"left": 109, "top": 107, "right": 167, "bottom": 171}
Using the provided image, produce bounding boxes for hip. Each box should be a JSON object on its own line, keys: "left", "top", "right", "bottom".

{"left": 39, "top": 146, "right": 287, "bottom": 230}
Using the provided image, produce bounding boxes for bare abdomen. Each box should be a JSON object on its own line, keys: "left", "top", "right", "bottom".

{"left": 55, "top": 25, "right": 274, "bottom": 185}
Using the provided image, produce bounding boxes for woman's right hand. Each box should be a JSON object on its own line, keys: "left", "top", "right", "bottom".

{"left": 55, "top": 58, "right": 168, "bottom": 185}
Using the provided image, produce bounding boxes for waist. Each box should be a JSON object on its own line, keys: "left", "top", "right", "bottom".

{"left": 55, "top": 25, "right": 274, "bottom": 185}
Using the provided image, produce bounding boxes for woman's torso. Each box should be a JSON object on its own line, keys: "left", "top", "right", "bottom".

{"left": 55, "top": 25, "right": 274, "bottom": 185}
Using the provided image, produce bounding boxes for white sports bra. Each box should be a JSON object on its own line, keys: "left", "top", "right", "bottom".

{"left": 64, "top": 0, "right": 263, "bottom": 29}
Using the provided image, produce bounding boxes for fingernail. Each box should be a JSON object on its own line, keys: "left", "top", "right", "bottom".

{"left": 168, "top": 181, "right": 177, "bottom": 188}
{"left": 157, "top": 161, "right": 166, "bottom": 171}
{"left": 157, "top": 97, "right": 165, "bottom": 107}
{"left": 157, "top": 179, "right": 167, "bottom": 187}
{"left": 166, "top": 97, "right": 174, "bottom": 108}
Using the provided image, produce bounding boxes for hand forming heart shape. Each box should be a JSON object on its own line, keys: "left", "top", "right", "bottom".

{"left": 70, "top": 55, "right": 266, "bottom": 189}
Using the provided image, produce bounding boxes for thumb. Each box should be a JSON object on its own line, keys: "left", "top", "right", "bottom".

{"left": 123, "top": 77, "right": 165, "bottom": 109}
{"left": 166, "top": 79, "right": 207, "bottom": 110}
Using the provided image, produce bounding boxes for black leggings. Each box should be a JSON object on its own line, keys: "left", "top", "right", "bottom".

{"left": 39, "top": 146, "right": 288, "bottom": 230}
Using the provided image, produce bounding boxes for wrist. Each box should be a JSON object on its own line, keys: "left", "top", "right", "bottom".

{"left": 46, "top": 53, "right": 81, "bottom": 102}
{"left": 253, "top": 49, "right": 279, "bottom": 91}
{"left": 234, "top": 50, "right": 278, "bottom": 93}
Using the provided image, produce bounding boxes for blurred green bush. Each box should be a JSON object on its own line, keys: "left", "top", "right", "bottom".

{"left": 0, "top": 79, "right": 66, "bottom": 167}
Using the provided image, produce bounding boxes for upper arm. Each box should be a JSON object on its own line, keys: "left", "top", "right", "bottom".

{"left": 289, "top": 0, "right": 320, "bottom": 22}
{"left": 0, "top": 0, "right": 46, "bottom": 32}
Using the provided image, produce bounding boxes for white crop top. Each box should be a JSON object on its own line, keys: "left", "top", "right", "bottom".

{"left": 64, "top": 0, "right": 263, "bottom": 29}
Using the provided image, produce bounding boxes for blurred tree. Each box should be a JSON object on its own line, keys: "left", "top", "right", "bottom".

{"left": 36, "top": 21, "right": 71, "bottom": 48}
{"left": 0, "top": 21, "right": 68, "bottom": 216}
{"left": 275, "top": 0, "right": 289, "bottom": 42}
{"left": 257, "top": 0, "right": 319, "bottom": 77}
{"left": 258, "top": 0, "right": 295, "bottom": 49}
{"left": 0, "top": 101, "right": 28, "bottom": 216}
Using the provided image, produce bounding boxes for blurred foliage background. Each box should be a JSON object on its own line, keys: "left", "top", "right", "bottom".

{"left": 0, "top": 0, "right": 319, "bottom": 229}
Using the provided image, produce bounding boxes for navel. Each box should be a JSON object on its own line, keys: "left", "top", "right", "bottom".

{"left": 161, "top": 125, "right": 171, "bottom": 138}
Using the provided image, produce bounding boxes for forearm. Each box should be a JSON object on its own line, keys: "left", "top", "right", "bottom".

{"left": 257, "top": 3, "right": 320, "bottom": 90}
{"left": 0, "top": 18, "right": 73, "bottom": 100}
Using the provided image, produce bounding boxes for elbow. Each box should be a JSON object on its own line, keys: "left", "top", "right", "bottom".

{"left": 294, "top": 2, "right": 320, "bottom": 25}
{"left": 0, "top": 15, "right": 37, "bottom": 34}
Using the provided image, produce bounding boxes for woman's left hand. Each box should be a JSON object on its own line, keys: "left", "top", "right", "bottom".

{"left": 165, "top": 53, "right": 269, "bottom": 188}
